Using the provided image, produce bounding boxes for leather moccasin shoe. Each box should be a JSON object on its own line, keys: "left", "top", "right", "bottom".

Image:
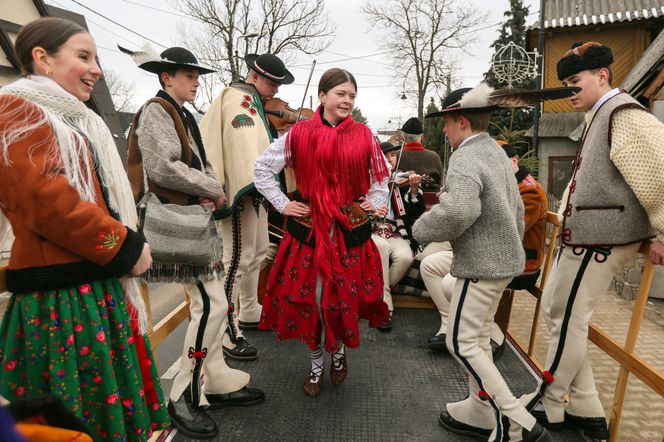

{"left": 223, "top": 337, "right": 258, "bottom": 361}
{"left": 377, "top": 313, "right": 393, "bottom": 332}
{"left": 303, "top": 372, "right": 322, "bottom": 397}
{"left": 205, "top": 386, "right": 265, "bottom": 409}
{"left": 564, "top": 412, "right": 609, "bottom": 440}
{"left": 330, "top": 355, "right": 348, "bottom": 385}
{"left": 167, "top": 395, "right": 218, "bottom": 440}
{"left": 438, "top": 410, "right": 491, "bottom": 439}
{"left": 428, "top": 334, "right": 447, "bottom": 351}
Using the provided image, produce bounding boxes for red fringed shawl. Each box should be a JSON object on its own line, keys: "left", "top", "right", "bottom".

{"left": 285, "top": 107, "right": 389, "bottom": 276}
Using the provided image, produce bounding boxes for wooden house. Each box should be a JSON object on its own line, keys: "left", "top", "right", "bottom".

{"left": 526, "top": 1, "right": 664, "bottom": 201}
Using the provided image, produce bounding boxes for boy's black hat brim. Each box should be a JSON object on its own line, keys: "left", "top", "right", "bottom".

{"left": 245, "top": 53, "right": 294, "bottom": 84}
{"left": 425, "top": 105, "right": 499, "bottom": 119}
{"left": 380, "top": 141, "right": 400, "bottom": 153}
{"left": 138, "top": 61, "right": 215, "bottom": 75}
{"left": 489, "top": 86, "right": 581, "bottom": 107}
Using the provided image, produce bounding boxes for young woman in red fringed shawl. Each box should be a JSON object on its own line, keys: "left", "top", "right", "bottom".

{"left": 254, "top": 68, "right": 391, "bottom": 397}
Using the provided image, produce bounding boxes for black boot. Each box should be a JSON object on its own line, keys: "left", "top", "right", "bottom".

{"left": 167, "top": 388, "right": 218, "bottom": 440}
{"left": 564, "top": 412, "right": 609, "bottom": 440}
{"left": 501, "top": 417, "right": 552, "bottom": 442}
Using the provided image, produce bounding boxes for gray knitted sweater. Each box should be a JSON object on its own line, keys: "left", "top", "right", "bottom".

{"left": 412, "top": 133, "right": 525, "bottom": 279}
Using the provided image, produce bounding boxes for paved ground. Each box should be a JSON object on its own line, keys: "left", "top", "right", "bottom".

{"left": 509, "top": 287, "right": 664, "bottom": 442}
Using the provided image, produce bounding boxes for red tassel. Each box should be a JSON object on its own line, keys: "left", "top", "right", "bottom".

{"left": 543, "top": 370, "right": 554, "bottom": 385}
{"left": 286, "top": 106, "right": 389, "bottom": 279}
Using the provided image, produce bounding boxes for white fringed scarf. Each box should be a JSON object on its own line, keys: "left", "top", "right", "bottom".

{"left": 0, "top": 75, "right": 149, "bottom": 334}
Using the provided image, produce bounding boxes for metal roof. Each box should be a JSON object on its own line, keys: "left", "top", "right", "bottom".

{"left": 533, "top": 0, "right": 664, "bottom": 29}
{"left": 525, "top": 111, "right": 585, "bottom": 138}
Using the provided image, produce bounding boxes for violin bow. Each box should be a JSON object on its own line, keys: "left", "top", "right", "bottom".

{"left": 380, "top": 141, "right": 405, "bottom": 224}
{"left": 296, "top": 59, "right": 316, "bottom": 122}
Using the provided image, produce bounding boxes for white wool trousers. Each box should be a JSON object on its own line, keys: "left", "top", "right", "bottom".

{"left": 170, "top": 276, "right": 250, "bottom": 405}
{"left": 447, "top": 277, "right": 536, "bottom": 438}
{"left": 529, "top": 242, "right": 640, "bottom": 423}
{"left": 420, "top": 248, "right": 454, "bottom": 335}
{"left": 372, "top": 232, "right": 414, "bottom": 311}
{"left": 219, "top": 194, "right": 268, "bottom": 344}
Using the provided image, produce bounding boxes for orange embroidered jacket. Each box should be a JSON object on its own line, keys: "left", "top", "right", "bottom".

{"left": 519, "top": 174, "right": 547, "bottom": 275}
{"left": 0, "top": 95, "right": 144, "bottom": 293}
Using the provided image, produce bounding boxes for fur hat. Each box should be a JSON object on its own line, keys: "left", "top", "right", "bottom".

{"left": 401, "top": 117, "right": 423, "bottom": 135}
{"left": 425, "top": 83, "right": 498, "bottom": 118}
{"left": 557, "top": 42, "right": 613, "bottom": 81}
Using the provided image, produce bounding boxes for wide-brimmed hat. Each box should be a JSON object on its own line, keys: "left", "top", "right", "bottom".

{"left": 245, "top": 53, "right": 294, "bottom": 84}
{"left": 557, "top": 42, "right": 613, "bottom": 81}
{"left": 119, "top": 45, "right": 215, "bottom": 75}
{"left": 401, "top": 117, "right": 423, "bottom": 135}
{"left": 380, "top": 141, "right": 400, "bottom": 154}
{"left": 425, "top": 83, "right": 498, "bottom": 118}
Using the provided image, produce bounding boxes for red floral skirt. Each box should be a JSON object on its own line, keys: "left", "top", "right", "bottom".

{"left": 259, "top": 228, "right": 389, "bottom": 353}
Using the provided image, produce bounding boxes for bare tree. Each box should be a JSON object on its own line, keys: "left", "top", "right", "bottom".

{"left": 176, "top": 0, "right": 336, "bottom": 108}
{"left": 103, "top": 67, "right": 136, "bottom": 113}
{"left": 362, "top": 0, "right": 484, "bottom": 120}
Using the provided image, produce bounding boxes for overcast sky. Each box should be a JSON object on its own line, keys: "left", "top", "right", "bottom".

{"left": 45, "top": 0, "right": 539, "bottom": 132}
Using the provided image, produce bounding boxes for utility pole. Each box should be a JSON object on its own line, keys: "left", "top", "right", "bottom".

{"left": 532, "top": 0, "right": 546, "bottom": 157}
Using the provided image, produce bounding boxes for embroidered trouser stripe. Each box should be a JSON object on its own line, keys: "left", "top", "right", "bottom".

{"left": 190, "top": 281, "right": 211, "bottom": 405}
{"left": 451, "top": 279, "right": 504, "bottom": 441}
{"left": 220, "top": 196, "right": 268, "bottom": 347}
{"left": 522, "top": 242, "right": 640, "bottom": 423}
{"left": 449, "top": 277, "right": 536, "bottom": 441}
{"left": 223, "top": 207, "right": 243, "bottom": 344}
{"left": 170, "top": 277, "right": 250, "bottom": 404}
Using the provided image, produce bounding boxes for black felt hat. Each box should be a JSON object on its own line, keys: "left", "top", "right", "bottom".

{"left": 129, "top": 46, "right": 216, "bottom": 75}
{"left": 401, "top": 117, "right": 423, "bottom": 135}
{"left": 245, "top": 53, "right": 294, "bottom": 84}
{"left": 557, "top": 42, "right": 613, "bottom": 81}
{"left": 425, "top": 83, "right": 498, "bottom": 118}
{"left": 380, "top": 141, "right": 399, "bottom": 154}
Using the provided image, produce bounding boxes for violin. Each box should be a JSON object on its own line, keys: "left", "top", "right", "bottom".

{"left": 263, "top": 98, "right": 314, "bottom": 132}
{"left": 392, "top": 170, "right": 434, "bottom": 188}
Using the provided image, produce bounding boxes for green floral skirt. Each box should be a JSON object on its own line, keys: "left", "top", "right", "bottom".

{"left": 0, "top": 278, "right": 170, "bottom": 441}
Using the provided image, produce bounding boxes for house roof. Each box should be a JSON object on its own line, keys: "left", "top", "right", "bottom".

{"left": 525, "top": 111, "right": 585, "bottom": 139}
{"left": 532, "top": 0, "right": 664, "bottom": 29}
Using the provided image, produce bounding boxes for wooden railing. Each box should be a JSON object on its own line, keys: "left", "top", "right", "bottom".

{"left": 510, "top": 214, "right": 664, "bottom": 442}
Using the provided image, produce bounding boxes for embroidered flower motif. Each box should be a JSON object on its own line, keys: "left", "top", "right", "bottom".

{"left": 243, "top": 95, "right": 252, "bottom": 101}
{"left": 249, "top": 108, "right": 257, "bottom": 115}
{"left": 4, "top": 360, "right": 17, "bottom": 371}
{"left": 79, "top": 284, "right": 92, "bottom": 294}
{"left": 16, "top": 386, "right": 25, "bottom": 396}
{"left": 96, "top": 331, "right": 106, "bottom": 342}
{"left": 106, "top": 393, "right": 119, "bottom": 404}
{"left": 96, "top": 230, "right": 119, "bottom": 251}
{"left": 80, "top": 346, "right": 90, "bottom": 355}
{"left": 74, "top": 323, "right": 83, "bottom": 332}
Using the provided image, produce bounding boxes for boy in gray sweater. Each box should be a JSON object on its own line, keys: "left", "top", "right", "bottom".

{"left": 414, "top": 84, "right": 550, "bottom": 442}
